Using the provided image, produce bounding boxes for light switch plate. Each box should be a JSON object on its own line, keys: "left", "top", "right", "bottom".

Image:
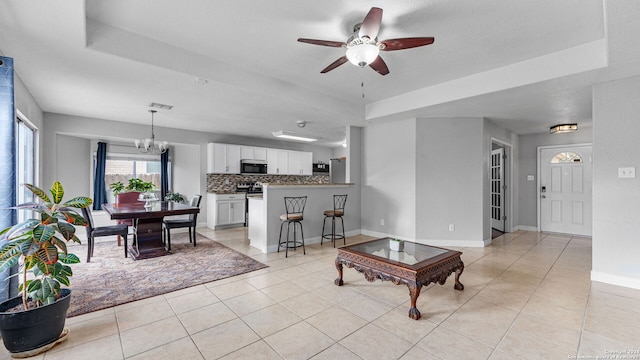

{"left": 618, "top": 167, "right": 636, "bottom": 178}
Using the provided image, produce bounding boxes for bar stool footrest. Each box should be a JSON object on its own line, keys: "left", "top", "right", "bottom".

{"left": 279, "top": 241, "right": 305, "bottom": 249}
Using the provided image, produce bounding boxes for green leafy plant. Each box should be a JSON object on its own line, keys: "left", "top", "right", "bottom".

{"left": 0, "top": 181, "right": 92, "bottom": 309}
{"left": 165, "top": 192, "right": 185, "bottom": 203}
{"left": 109, "top": 178, "right": 155, "bottom": 195}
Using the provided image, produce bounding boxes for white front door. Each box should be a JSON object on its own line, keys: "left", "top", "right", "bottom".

{"left": 491, "top": 148, "right": 505, "bottom": 231}
{"left": 539, "top": 145, "right": 592, "bottom": 236}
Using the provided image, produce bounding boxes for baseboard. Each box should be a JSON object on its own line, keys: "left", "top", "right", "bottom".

{"left": 360, "top": 230, "right": 489, "bottom": 247}
{"left": 361, "top": 229, "right": 397, "bottom": 239}
{"left": 414, "top": 238, "right": 490, "bottom": 248}
{"left": 266, "top": 230, "right": 361, "bottom": 253}
{"left": 517, "top": 225, "right": 538, "bottom": 232}
{"left": 591, "top": 271, "right": 640, "bottom": 290}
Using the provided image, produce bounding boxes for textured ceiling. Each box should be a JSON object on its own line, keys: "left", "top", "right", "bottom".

{"left": 0, "top": 0, "right": 633, "bottom": 147}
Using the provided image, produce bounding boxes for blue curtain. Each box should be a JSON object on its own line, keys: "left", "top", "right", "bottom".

{"left": 93, "top": 141, "right": 107, "bottom": 210}
{"left": 161, "top": 148, "right": 169, "bottom": 200}
{"left": 0, "top": 56, "right": 18, "bottom": 302}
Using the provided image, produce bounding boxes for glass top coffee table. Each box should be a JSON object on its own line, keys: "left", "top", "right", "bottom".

{"left": 335, "top": 237, "right": 464, "bottom": 320}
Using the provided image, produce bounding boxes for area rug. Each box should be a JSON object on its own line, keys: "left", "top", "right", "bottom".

{"left": 66, "top": 233, "right": 268, "bottom": 317}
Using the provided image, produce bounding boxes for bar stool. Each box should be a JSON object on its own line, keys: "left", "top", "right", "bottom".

{"left": 321, "top": 194, "right": 347, "bottom": 247}
{"left": 278, "top": 196, "right": 307, "bottom": 257}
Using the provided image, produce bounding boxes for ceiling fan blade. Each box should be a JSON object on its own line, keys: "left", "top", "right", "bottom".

{"left": 380, "top": 37, "right": 435, "bottom": 51}
{"left": 297, "top": 38, "right": 345, "bottom": 48}
{"left": 321, "top": 56, "right": 348, "bottom": 73}
{"left": 369, "top": 56, "right": 389, "bottom": 76}
{"left": 358, "top": 7, "right": 383, "bottom": 40}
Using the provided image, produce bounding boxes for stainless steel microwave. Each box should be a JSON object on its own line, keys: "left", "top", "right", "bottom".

{"left": 240, "top": 160, "right": 267, "bottom": 174}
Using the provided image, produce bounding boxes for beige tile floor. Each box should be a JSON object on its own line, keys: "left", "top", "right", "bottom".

{"left": 4, "top": 229, "right": 640, "bottom": 359}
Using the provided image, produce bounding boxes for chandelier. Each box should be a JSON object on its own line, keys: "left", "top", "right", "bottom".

{"left": 134, "top": 110, "right": 168, "bottom": 154}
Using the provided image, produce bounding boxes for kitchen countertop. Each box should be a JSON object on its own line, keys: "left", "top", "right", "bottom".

{"left": 264, "top": 183, "right": 354, "bottom": 187}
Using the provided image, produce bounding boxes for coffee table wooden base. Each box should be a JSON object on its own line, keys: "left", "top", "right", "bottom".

{"left": 335, "top": 253, "right": 464, "bottom": 320}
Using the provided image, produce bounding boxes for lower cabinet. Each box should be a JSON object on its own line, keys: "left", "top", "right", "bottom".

{"left": 207, "top": 193, "right": 246, "bottom": 229}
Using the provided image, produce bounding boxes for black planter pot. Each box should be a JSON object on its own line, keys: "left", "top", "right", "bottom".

{"left": 0, "top": 288, "right": 71, "bottom": 354}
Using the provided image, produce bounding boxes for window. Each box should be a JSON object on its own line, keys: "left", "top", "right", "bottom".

{"left": 102, "top": 154, "right": 170, "bottom": 203}
{"left": 550, "top": 151, "right": 583, "bottom": 163}
{"left": 16, "top": 116, "right": 36, "bottom": 223}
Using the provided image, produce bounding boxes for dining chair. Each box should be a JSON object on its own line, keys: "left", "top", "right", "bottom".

{"left": 81, "top": 207, "right": 130, "bottom": 262}
{"left": 321, "top": 194, "right": 347, "bottom": 247}
{"left": 163, "top": 194, "right": 202, "bottom": 251}
{"left": 114, "top": 191, "right": 141, "bottom": 246}
{"left": 278, "top": 196, "right": 307, "bottom": 257}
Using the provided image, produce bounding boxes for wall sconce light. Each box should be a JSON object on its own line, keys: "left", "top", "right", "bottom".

{"left": 549, "top": 123, "right": 578, "bottom": 134}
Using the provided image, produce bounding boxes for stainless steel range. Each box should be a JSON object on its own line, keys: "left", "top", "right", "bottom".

{"left": 235, "top": 181, "right": 263, "bottom": 226}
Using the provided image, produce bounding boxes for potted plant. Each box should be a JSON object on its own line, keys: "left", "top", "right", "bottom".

{"left": 165, "top": 192, "right": 185, "bottom": 203}
{"left": 0, "top": 181, "right": 92, "bottom": 355}
{"left": 389, "top": 238, "right": 404, "bottom": 252}
{"left": 109, "top": 178, "right": 155, "bottom": 196}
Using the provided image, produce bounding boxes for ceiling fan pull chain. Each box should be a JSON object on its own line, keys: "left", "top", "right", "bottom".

{"left": 361, "top": 68, "right": 366, "bottom": 99}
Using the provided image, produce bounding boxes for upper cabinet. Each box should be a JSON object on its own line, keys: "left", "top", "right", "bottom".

{"left": 287, "top": 151, "right": 312, "bottom": 175}
{"left": 241, "top": 146, "right": 267, "bottom": 161}
{"left": 266, "top": 149, "right": 289, "bottom": 175}
{"left": 207, "top": 143, "right": 241, "bottom": 174}
{"left": 209, "top": 143, "right": 312, "bottom": 175}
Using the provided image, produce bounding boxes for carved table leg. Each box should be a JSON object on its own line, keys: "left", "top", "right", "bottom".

{"left": 454, "top": 263, "right": 465, "bottom": 291}
{"left": 334, "top": 258, "right": 344, "bottom": 286}
{"left": 407, "top": 282, "right": 423, "bottom": 320}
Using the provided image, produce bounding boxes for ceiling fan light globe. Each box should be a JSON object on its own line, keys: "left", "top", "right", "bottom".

{"left": 346, "top": 43, "right": 380, "bottom": 67}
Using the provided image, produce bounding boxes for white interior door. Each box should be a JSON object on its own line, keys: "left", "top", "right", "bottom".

{"left": 491, "top": 148, "right": 505, "bottom": 231}
{"left": 539, "top": 145, "right": 592, "bottom": 236}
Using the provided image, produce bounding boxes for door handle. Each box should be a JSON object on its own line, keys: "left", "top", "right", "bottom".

{"left": 541, "top": 195, "right": 546, "bottom": 199}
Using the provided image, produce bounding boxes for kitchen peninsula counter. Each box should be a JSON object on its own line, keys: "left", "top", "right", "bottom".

{"left": 248, "top": 183, "right": 360, "bottom": 253}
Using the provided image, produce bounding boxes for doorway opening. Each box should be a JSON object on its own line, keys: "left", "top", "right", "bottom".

{"left": 490, "top": 139, "right": 512, "bottom": 238}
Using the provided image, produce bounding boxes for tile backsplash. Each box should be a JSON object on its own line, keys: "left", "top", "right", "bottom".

{"left": 207, "top": 174, "right": 330, "bottom": 193}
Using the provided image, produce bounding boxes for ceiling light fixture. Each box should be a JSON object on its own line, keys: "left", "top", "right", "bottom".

{"left": 272, "top": 130, "right": 317, "bottom": 142}
{"left": 297, "top": 120, "right": 307, "bottom": 128}
{"left": 345, "top": 43, "right": 380, "bottom": 67}
{"left": 149, "top": 102, "right": 174, "bottom": 110}
{"left": 134, "top": 110, "right": 169, "bottom": 154}
{"left": 549, "top": 123, "right": 578, "bottom": 134}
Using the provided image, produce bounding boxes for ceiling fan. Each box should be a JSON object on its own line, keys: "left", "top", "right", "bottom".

{"left": 298, "top": 7, "right": 434, "bottom": 76}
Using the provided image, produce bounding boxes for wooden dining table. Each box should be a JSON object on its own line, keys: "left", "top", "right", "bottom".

{"left": 103, "top": 201, "right": 200, "bottom": 260}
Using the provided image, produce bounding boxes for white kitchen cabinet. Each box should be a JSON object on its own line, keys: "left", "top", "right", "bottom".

{"left": 267, "top": 149, "right": 289, "bottom": 175}
{"left": 288, "top": 151, "right": 313, "bottom": 175}
{"left": 207, "top": 193, "right": 245, "bottom": 229}
{"left": 241, "top": 146, "right": 254, "bottom": 160}
{"left": 287, "top": 151, "right": 301, "bottom": 175}
{"left": 241, "top": 146, "right": 267, "bottom": 161}
{"left": 207, "top": 143, "right": 241, "bottom": 174}
{"left": 254, "top": 147, "right": 267, "bottom": 161}
{"left": 301, "top": 151, "right": 312, "bottom": 175}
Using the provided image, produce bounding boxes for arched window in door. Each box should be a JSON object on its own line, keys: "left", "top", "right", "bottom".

{"left": 550, "top": 151, "right": 583, "bottom": 163}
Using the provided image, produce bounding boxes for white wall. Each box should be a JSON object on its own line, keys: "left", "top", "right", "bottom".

{"left": 171, "top": 143, "right": 201, "bottom": 200}
{"left": 54, "top": 134, "right": 91, "bottom": 199}
{"left": 361, "top": 118, "right": 416, "bottom": 239}
{"left": 592, "top": 75, "right": 640, "bottom": 289}
{"left": 415, "top": 117, "right": 486, "bottom": 246}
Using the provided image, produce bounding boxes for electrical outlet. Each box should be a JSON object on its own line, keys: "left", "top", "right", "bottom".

{"left": 225, "top": 178, "right": 230, "bottom": 185}
{"left": 618, "top": 167, "right": 636, "bottom": 178}
{"left": 449, "top": 224, "right": 455, "bottom": 232}
{"left": 380, "top": 219, "right": 384, "bottom": 226}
